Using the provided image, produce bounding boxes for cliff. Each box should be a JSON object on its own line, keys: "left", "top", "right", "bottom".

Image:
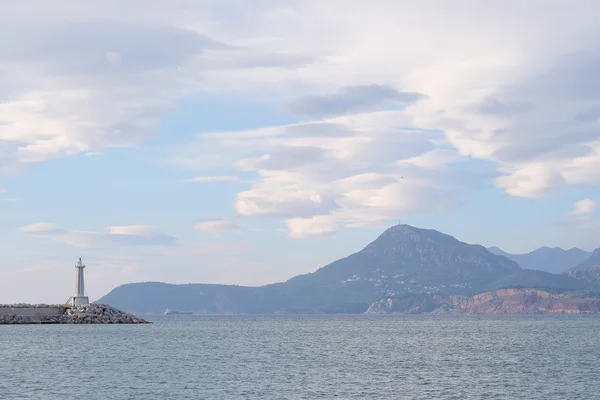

{"left": 366, "top": 289, "right": 600, "bottom": 315}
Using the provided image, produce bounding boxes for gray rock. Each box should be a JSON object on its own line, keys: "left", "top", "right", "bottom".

{"left": 0, "top": 303, "right": 150, "bottom": 324}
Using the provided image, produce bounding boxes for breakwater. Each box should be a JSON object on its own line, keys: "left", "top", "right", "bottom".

{"left": 0, "top": 303, "right": 150, "bottom": 324}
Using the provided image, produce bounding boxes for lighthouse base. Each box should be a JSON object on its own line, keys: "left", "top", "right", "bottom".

{"left": 67, "top": 296, "right": 89, "bottom": 307}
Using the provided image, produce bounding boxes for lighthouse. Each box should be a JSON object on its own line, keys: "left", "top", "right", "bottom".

{"left": 69, "top": 257, "right": 89, "bottom": 307}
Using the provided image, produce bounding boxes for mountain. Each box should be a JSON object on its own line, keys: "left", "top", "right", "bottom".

{"left": 365, "top": 289, "right": 600, "bottom": 314}
{"left": 569, "top": 248, "right": 600, "bottom": 272}
{"left": 97, "top": 224, "right": 591, "bottom": 315}
{"left": 487, "top": 246, "right": 591, "bottom": 274}
{"left": 566, "top": 249, "right": 600, "bottom": 284}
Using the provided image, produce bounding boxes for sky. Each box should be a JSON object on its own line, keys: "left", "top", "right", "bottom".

{"left": 1, "top": 0, "right": 600, "bottom": 303}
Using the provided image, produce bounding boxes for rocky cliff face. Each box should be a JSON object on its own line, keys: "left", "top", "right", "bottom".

{"left": 366, "top": 289, "right": 600, "bottom": 315}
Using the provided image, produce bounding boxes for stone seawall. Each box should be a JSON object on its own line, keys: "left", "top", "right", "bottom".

{"left": 0, "top": 305, "right": 63, "bottom": 319}
{"left": 0, "top": 304, "right": 150, "bottom": 324}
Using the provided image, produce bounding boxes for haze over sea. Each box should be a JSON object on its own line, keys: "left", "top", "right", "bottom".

{"left": 2, "top": 315, "right": 599, "bottom": 399}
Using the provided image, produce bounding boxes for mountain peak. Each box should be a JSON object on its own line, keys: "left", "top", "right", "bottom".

{"left": 358, "top": 224, "right": 518, "bottom": 273}
{"left": 368, "top": 224, "right": 462, "bottom": 247}
{"left": 532, "top": 246, "right": 565, "bottom": 254}
{"left": 487, "top": 246, "right": 507, "bottom": 255}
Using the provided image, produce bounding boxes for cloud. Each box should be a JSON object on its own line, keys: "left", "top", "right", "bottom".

{"left": 0, "top": 187, "right": 5, "bottom": 194}
{"left": 569, "top": 199, "right": 598, "bottom": 216}
{"left": 473, "top": 96, "right": 534, "bottom": 116}
{"left": 187, "top": 175, "right": 240, "bottom": 183}
{"left": 0, "top": 3, "right": 315, "bottom": 167}
{"left": 193, "top": 217, "right": 243, "bottom": 234}
{"left": 6, "top": 1, "right": 600, "bottom": 242}
{"left": 20, "top": 223, "right": 57, "bottom": 233}
{"left": 179, "top": 109, "right": 485, "bottom": 235}
{"left": 160, "top": 1, "right": 600, "bottom": 237}
{"left": 236, "top": 170, "right": 341, "bottom": 218}
{"left": 20, "top": 223, "right": 176, "bottom": 248}
{"left": 286, "top": 84, "right": 425, "bottom": 118}
{"left": 494, "top": 164, "right": 565, "bottom": 198}
{"left": 555, "top": 199, "right": 599, "bottom": 229}
{"left": 406, "top": 49, "right": 600, "bottom": 197}
{"left": 286, "top": 215, "right": 338, "bottom": 238}
{"left": 206, "top": 1, "right": 600, "bottom": 199}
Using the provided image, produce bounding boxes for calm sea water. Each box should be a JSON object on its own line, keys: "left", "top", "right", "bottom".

{"left": 1, "top": 315, "right": 599, "bottom": 399}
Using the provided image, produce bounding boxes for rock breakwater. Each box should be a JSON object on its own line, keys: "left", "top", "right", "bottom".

{"left": 0, "top": 303, "right": 150, "bottom": 324}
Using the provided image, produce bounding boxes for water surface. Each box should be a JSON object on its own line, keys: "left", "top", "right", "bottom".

{"left": 1, "top": 315, "right": 599, "bottom": 399}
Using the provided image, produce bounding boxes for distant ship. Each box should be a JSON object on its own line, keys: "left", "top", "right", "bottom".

{"left": 164, "top": 308, "right": 193, "bottom": 315}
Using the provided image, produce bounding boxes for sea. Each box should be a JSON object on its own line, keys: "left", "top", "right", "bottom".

{"left": 1, "top": 315, "right": 599, "bottom": 399}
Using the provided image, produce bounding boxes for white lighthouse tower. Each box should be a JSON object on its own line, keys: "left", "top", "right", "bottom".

{"left": 69, "top": 257, "right": 89, "bottom": 307}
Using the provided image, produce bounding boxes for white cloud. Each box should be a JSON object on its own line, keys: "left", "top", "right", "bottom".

{"left": 554, "top": 198, "right": 599, "bottom": 230}
{"left": 286, "top": 215, "right": 338, "bottom": 239}
{"left": 494, "top": 163, "right": 565, "bottom": 198}
{"left": 0, "top": 2, "right": 314, "bottom": 167}
{"left": 0, "top": 187, "right": 5, "bottom": 194}
{"left": 193, "top": 217, "right": 243, "bottom": 234}
{"left": 180, "top": 110, "right": 486, "bottom": 236}
{"left": 187, "top": 175, "right": 240, "bottom": 183}
{"left": 569, "top": 199, "right": 598, "bottom": 216}
{"left": 106, "top": 225, "right": 156, "bottom": 236}
{"left": 20, "top": 222, "right": 56, "bottom": 233}
{"left": 4, "top": 1, "right": 600, "bottom": 241}
{"left": 285, "top": 84, "right": 425, "bottom": 118}
{"left": 20, "top": 223, "right": 175, "bottom": 247}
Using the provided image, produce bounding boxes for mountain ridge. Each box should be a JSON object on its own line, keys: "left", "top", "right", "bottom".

{"left": 487, "top": 246, "right": 591, "bottom": 274}
{"left": 97, "top": 224, "right": 597, "bottom": 315}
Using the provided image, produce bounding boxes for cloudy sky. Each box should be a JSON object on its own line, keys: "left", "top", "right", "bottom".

{"left": 1, "top": 0, "right": 600, "bottom": 303}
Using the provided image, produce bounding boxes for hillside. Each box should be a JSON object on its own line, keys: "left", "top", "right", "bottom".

{"left": 487, "top": 246, "right": 590, "bottom": 274}
{"left": 97, "top": 224, "right": 593, "bottom": 315}
{"left": 569, "top": 248, "right": 600, "bottom": 272}
{"left": 365, "top": 289, "right": 600, "bottom": 314}
{"left": 566, "top": 249, "right": 600, "bottom": 284}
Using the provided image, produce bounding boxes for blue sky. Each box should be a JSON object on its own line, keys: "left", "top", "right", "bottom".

{"left": 1, "top": 1, "right": 600, "bottom": 303}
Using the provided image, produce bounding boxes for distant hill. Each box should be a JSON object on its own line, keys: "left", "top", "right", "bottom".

{"left": 97, "top": 224, "right": 592, "bottom": 315}
{"left": 566, "top": 249, "right": 600, "bottom": 285}
{"left": 487, "top": 246, "right": 590, "bottom": 274}
{"left": 569, "top": 248, "right": 600, "bottom": 272}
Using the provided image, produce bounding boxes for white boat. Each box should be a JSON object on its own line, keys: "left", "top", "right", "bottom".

{"left": 164, "top": 308, "right": 193, "bottom": 315}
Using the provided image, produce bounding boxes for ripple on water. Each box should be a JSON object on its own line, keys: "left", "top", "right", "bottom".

{"left": 1, "top": 315, "right": 600, "bottom": 399}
